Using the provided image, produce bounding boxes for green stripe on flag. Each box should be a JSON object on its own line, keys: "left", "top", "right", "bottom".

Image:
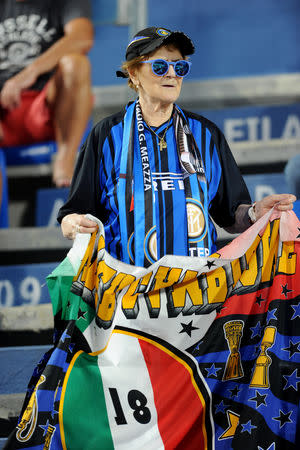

{"left": 62, "top": 352, "right": 114, "bottom": 449}
{"left": 47, "top": 257, "right": 96, "bottom": 331}
{"left": 47, "top": 257, "right": 76, "bottom": 316}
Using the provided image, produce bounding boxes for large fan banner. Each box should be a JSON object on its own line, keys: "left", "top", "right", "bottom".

{"left": 5, "top": 210, "right": 300, "bottom": 449}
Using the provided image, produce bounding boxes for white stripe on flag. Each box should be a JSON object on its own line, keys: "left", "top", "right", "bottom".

{"left": 98, "top": 332, "right": 165, "bottom": 450}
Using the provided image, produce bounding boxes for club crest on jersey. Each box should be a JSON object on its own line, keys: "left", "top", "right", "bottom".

{"left": 186, "top": 199, "right": 207, "bottom": 241}
{"left": 156, "top": 28, "right": 171, "bottom": 37}
{"left": 128, "top": 232, "right": 135, "bottom": 263}
{"left": 144, "top": 227, "right": 157, "bottom": 264}
{"left": 128, "top": 229, "right": 157, "bottom": 264}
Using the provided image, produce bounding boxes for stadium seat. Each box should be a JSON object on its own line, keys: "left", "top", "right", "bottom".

{"left": 1, "top": 140, "right": 57, "bottom": 166}
{"left": 0, "top": 149, "right": 9, "bottom": 228}
{"left": 244, "top": 172, "right": 288, "bottom": 202}
{"left": 35, "top": 187, "right": 69, "bottom": 227}
{"left": 1, "top": 119, "right": 92, "bottom": 167}
{"left": 0, "top": 262, "right": 57, "bottom": 308}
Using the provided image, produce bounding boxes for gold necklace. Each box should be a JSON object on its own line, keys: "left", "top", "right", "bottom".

{"left": 146, "top": 116, "right": 172, "bottom": 151}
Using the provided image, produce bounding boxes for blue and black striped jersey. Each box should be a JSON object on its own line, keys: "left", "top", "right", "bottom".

{"left": 58, "top": 105, "right": 251, "bottom": 264}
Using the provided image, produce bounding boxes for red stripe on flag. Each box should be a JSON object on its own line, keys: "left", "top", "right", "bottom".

{"left": 216, "top": 271, "right": 300, "bottom": 320}
{"left": 139, "top": 339, "right": 207, "bottom": 449}
{"left": 130, "top": 194, "right": 134, "bottom": 212}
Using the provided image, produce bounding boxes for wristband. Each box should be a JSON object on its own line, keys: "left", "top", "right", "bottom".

{"left": 248, "top": 202, "right": 257, "bottom": 224}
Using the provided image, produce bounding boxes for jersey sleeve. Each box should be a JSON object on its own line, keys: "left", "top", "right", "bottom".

{"left": 59, "top": 0, "right": 92, "bottom": 26}
{"left": 57, "top": 123, "right": 103, "bottom": 224}
{"left": 208, "top": 123, "right": 252, "bottom": 228}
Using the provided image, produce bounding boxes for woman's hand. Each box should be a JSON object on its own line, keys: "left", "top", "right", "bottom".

{"left": 61, "top": 213, "right": 99, "bottom": 240}
{"left": 225, "top": 193, "right": 297, "bottom": 235}
{"left": 255, "top": 193, "right": 296, "bottom": 221}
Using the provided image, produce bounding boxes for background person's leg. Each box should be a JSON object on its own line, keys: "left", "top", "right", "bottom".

{"left": 0, "top": 92, "right": 44, "bottom": 147}
{"left": 46, "top": 54, "right": 93, "bottom": 187}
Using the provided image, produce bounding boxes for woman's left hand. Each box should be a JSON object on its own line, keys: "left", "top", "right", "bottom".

{"left": 255, "top": 193, "right": 297, "bottom": 221}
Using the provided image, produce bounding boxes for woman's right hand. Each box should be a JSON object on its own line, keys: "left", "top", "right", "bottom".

{"left": 61, "top": 213, "right": 99, "bottom": 240}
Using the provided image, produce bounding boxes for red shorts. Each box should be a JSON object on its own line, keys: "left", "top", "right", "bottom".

{"left": 0, "top": 86, "right": 55, "bottom": 147}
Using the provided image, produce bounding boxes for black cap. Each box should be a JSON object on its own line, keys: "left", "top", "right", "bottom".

{"left": 125, "top": 27, "right": 195, "bottom": 61}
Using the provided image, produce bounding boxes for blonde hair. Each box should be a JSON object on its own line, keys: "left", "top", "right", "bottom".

{"left": 121, "top": 55, "right": 147, "bottom": 92}
{"left": 121, "top": 43, "right": 188, "bottom": 92}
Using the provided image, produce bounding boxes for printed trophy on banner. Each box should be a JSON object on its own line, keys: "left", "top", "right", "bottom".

{"left": 223, "top": 320, "right": 244, "bottom": 380}
{"left": 250, "top": 326, "right": 276, "bottom": 388}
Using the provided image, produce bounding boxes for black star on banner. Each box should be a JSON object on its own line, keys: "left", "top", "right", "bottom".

{"left": 249, "top": 390, "right": 267, "bottom": 408}
{"left": 297, "top": 227, "right": 300, "bottom": 239}
{"left": 273, "top": 410, "right": 292, "bottom": 428}
{"left": 255, "top": 294, "right": 266, "bottom": 307}
{"left": 205, "top": 260, "right": 216, "bottom": 270}
{"left": 77, "top": 308, "right": 87, "bottom": 320}
{"left": 281, "top": 283, "right": 293, "bottom": 298}
{"left": 179, "top": 321, "right": 199, "bottom": 337}
{"left": 229, "top": 385, "right": 241, "bottom": 399}
{"left": 283, "top": 340, "right": 300, "bottom": 359}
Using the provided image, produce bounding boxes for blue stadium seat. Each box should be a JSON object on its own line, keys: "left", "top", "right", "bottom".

{"left": 35, "top": 187, "right": 69, "bottom": 227}
{"left": 1, "top": 119, "right": 92, "bottom": 167}
{"left": 0, "top": 345, "right": 52, "bottom": 394}
{"left": 1, "top": 141, "right": 57, "bottom": 166}
{"left": 0, "top": 149, "right": 9, "bottom": 228}
{"left": 244, "top": 173, "right": 288, "bottom": 202}
{"left": 0, "top": 262, "right": 57, "bottom": 307}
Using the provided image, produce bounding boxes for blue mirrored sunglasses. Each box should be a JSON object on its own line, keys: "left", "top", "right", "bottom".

{"left": 140, "top": 59, "right": 191, "bottom": 77}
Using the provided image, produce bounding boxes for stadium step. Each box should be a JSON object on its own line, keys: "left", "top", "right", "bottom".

{"left": 0, "top": 226, "right": 71, "bottom": 264}
{"left": 0, "top": 345, "right": 52, "bottom": 441}
{"left": 0, "top": 304, "right": 53, "bottom": 346}
{"left": 0, "top": 304, "right": 53, "bottom": 439}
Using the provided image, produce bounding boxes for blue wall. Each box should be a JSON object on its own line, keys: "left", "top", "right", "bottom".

{"left": 89, "top": 24, "right": 129, "bottom": 86}
{"left": 200, "top": 104, "right": 300, "bottom": 142}
{"left": 90, "top": 0, "right": 300, "bottom": 86}
{"left": 148, "top": 0, "right": 300, "bottom": 80}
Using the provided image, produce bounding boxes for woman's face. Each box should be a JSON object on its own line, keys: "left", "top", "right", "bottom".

{"left": 130, "top": 45, "right": 185, "bottom": 107}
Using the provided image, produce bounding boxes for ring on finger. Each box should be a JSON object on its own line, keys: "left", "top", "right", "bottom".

{"left": 76, "top": 224, "right": 81, "bottom": 233}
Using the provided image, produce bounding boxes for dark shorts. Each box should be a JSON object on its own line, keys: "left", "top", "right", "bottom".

{"left": 0, "top": 86, "right": 55, "bottom": 147}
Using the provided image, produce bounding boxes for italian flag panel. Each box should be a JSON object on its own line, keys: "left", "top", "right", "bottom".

{"left": 61, "top": 332, "right": 207, "bottom": 449}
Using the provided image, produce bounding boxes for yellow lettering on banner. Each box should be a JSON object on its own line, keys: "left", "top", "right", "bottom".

{"left": 151, "top": 266, "right": 183, "bottom": 291}
{"left": 97, "top": 271, "right": 136, "bottom": 323}
{"left": 96, "top": 260, "right": 117, "bottom": 288}
{"left": 84, "top": 258, "right": 99, "bottom": 293}
{"left": 170, "top": 270, "right": 203, "bottom": 310}
{"left": 98, "top": 234, "right": 105, "bottom": 251}
{"left": 206, "top": 267, "right": 227, "bottom": 303}
{"left": 210, "top": 252, "right": 221, "bottom": 259}
{"left": 146, "top": 290, "right": 161, "bottom": 316}
{"left": 277, "top": 241, "right": 296, "bottom": 275}
{"left": 122, "top": 272, "right": 153, "bottom": 311}
{"left": 146, "top": 266, "right": 183, "bottom": 316}
{"left": 261, "top": 220, "right": 279, "bottom": 283}
{"left": 240, "top": 235, "right": 261, "bottom": 287}
{"left": 95, "top": 260, "right": 117, "bottom": 315}
{"left": 114, "top": 273, "right": 137, "bottom": 292}
{"left": 73, "top": 232, "right": 98, "bottom": 288}
{"left": 230, "top": 259, "right": 242, "bottom": 288}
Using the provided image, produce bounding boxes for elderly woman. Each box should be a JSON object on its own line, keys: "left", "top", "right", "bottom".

{"left": 58, "top": 27, "right": 295, "bottom": 267}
